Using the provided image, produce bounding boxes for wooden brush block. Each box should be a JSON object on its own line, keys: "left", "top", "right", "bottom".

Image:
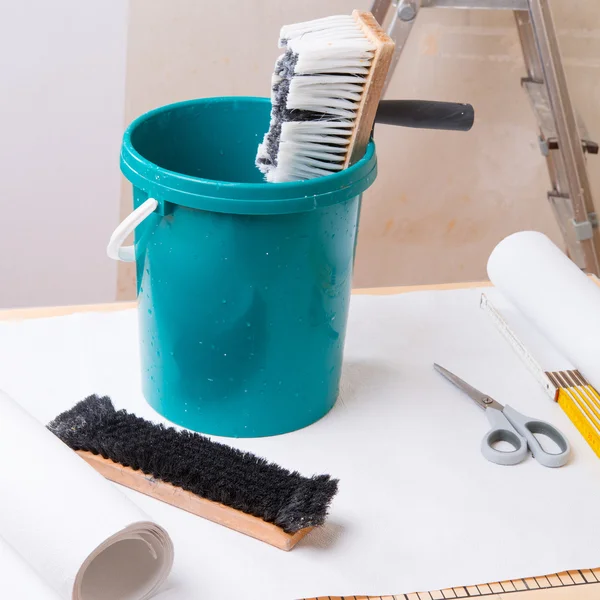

{"left": 344, "top": 10, "right": 395, "bottom": 168}
{"left": 77, "top": 450, "right": 313, "bottom": 551}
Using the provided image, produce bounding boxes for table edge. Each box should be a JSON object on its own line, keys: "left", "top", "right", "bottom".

{"left": 0, "top": 281, "right": 491, "bottom": 321}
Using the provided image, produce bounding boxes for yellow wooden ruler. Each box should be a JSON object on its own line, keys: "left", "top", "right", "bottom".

{"left": 553, "top": 377, "right": 600, "bottom": 459}
{"left": 304, "top": 568, "right": 600, "bottom": 599}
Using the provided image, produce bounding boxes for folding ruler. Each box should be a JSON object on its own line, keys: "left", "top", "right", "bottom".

{"left": 306, "top": 567, "right": 600, "bottom": 598}
{"left": 371, "top": 0, "right": 600, "bottom": 276}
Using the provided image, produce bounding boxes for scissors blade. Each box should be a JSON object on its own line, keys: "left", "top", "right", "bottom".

{"left": 433, "top": 363, "right": 496, "bottom": 410}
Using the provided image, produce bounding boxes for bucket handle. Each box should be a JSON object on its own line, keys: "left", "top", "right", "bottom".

{"left": 107, "top": 198, "right": 159, "bottom": 262}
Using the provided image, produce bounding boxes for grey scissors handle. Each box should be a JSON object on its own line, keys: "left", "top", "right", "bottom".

{"left": 503, "top": 405, "right": 571, "bottom": 468}
{"left": 482, "top": 405, "right": 571, "bottom": 467}
{"left": 482, "top": 407, "right": 529, "bottom": 466}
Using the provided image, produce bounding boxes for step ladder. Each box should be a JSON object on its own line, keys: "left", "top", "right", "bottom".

{"left": 372, "top": 0, "right": 600, "bottom": 275}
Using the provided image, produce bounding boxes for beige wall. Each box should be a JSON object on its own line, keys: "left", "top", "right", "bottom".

{"left": 118, "top": 0, "right": 600, "bottom": 298}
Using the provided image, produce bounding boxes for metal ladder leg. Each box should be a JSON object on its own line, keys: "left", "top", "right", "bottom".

{"left": 373, "top": 0, "right": 423, "bottom": 95}
{"left": 372, "top": 0, "right": 600, "bottom": 274}
{"left": 516, "top": 1, "right": 600, "bottom": 273}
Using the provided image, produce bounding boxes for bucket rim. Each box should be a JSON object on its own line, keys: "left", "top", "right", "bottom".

{"left": 120, "top": 96, "right": 377, "bottom": 215}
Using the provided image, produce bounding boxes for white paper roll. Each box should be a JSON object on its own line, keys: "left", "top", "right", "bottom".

{"left": 0, "top": 391, "right": 174, "bottom": 600}
{"left": 487, "top": 231, "right": 600, "bottom": 391}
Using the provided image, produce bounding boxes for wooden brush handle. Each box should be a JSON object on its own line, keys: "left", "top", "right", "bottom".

{"left": 76, "top": 450, "right": 312, "bottom": 551}
{"left": 345, "top": 11, "right": 395, "bottom": 167}
{"left": 376, "top": 100, "right": 474, "bottom": 131}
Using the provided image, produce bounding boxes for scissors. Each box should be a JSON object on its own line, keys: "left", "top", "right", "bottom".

{"left": 434, "top": 363, "right": 571, "bottom": 467}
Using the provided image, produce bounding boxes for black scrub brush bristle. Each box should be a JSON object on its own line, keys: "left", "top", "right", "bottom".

{"left": 48, "top": 395, "right": 338, "bottom": 550}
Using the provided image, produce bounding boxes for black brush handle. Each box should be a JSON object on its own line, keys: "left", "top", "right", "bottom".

{"left": 375, "top": 100, "right": 474, "bottom": 132}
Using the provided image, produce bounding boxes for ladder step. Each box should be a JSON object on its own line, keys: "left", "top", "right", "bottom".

{"left": 522, "top": 80, "right": 598, "bottom": 154}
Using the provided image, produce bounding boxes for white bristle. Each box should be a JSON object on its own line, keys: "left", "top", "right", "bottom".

{"left": 288, "top": 38, "right": 374, "bottom": 75}
{"left": 256, "top": 13, "right": 376, "bottom": 183}
{"left": 279, "top": 15, "right": 358, "bottom": 44}
{"left": 265, "top": 121, "right": 353, "bottom": 182}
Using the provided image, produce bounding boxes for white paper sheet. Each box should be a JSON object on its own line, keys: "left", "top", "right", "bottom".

{"left": 0, "top": 391, "right": 174, "bottom": 600}
{"left": 1, "top": 289, "right": 600, "bottom": 599}
{"left": 488, "top": 231, "right": 600, "bottom": 389}
{"left": 0, "top": 537, "right": 62, "bottom": 600}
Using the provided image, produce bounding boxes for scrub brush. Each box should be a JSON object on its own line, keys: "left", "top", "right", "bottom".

{"left": 256, "top": 11, "right": 475, "bottom": 183}
{"left": 48, "top": 395, "right": 338, "bottom": 551}
{"left": 256, "top": 10, "right": 394, "bottom": 182}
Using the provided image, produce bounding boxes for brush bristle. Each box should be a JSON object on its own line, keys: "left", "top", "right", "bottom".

{"left": 256, "top": 14, "right": 375, "bottom": 183}
{"left": 48, "top": 395, "right": 338, "bottom": 534}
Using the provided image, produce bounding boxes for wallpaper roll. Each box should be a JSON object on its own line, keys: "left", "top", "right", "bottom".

{"left": 0, "top": 391, "right": 174, "bottom": 600}
{"left": 487, "top": 231, "right": 600, "bottom": 391}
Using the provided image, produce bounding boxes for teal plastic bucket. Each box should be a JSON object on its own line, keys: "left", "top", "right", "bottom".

{"left": 117, "top": 96, "right": 377, "bottom": 437}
